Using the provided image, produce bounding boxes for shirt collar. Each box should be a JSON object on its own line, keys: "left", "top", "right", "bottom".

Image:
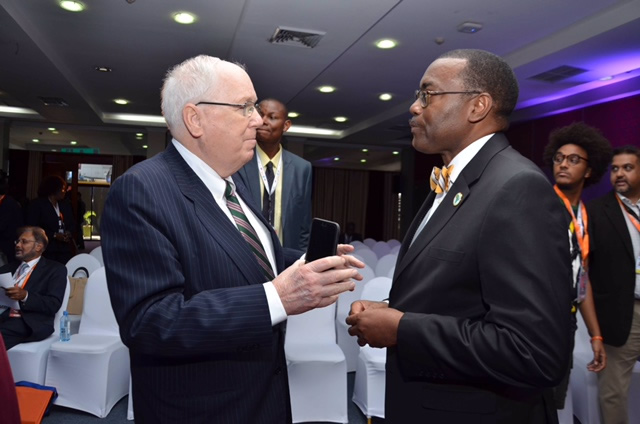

{"left": 172, "top": 139, "right": 230, "bottom": 203}
{"left": 446, "top": 133, "right": 495, "bottom": 186}
{"left": 256, "top": 144, "right": 282, "bottom": 169}
{"left": 617, "top": 192, "right": 640, "bottom": 209}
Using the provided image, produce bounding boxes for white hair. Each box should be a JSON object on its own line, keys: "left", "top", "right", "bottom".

{"left": 160, "top": 55, "right": 223, "bottom": 132}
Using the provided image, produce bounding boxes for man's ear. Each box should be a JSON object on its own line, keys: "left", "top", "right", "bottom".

{"left": 585, "top": 167, "right": 592, "bottom": 179}
{"left": 283, "top": 119, "right": 292, "bottom": 133}
{"left": 183, "top": 104, "right": 204, "bottom": 138}
{"left": 468, "top": 93, "right": 492, "bottom": 124}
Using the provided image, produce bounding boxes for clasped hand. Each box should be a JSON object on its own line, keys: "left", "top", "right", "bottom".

{"left": 346, "top": 300, "right": 404, "bottom": 348}
{"left": 4, "top": 285, "right": 27, "bottom": 301}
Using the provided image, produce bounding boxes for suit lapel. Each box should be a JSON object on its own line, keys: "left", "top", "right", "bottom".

{"left": 163, "top": 144, "right": 269, "bottom": 284}
{"left": 393, "top": 134, "right": 509, "bottom": 281}
{"left": 280, "top": 150, "right": 293, "bottom": 228}
{"left": 603, "top": 191, "right": 635, "bottom": 260}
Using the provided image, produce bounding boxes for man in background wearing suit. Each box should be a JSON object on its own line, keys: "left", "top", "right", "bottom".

{"left": 236, "top": 98, "right": 312, "bottom": 251}
{"left": 101, "top": 55, "right": 361, "bottom": 424}
{"left": 0, "top": 226, "right": 66, "bottom": 350}
{"left": 347, "top": 49, "right": 572, "bottom": 423}
{"left": 588, "top": 145, "right": 640, "bottom": 424}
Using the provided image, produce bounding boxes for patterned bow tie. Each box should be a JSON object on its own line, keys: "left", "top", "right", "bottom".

{"left": 430, "top": 165, "right": 454, "bottom": 194}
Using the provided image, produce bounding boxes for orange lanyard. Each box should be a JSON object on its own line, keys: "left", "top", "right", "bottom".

{"left": 615, "top": 195, "right": 640, "bottom": 233}
{"left": 15, "top": 263, "right": 38, "bottom": 289}
{"left": 554, "top": 185, "right": 589, "bottom": 266}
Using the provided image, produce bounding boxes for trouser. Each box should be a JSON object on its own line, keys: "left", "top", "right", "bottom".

{"left": 598, "top": 300, "right": 640, "bottom": 424}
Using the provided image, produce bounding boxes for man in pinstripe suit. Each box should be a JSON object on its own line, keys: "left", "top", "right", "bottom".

{"left": 101, "top": 55, "right": 361, "bottom": 424}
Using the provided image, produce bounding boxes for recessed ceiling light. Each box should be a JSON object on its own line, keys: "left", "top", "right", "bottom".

{"left": 599, "top": 76, "right": 614, "bottom": 81}
{"left": 70, "top": 140, "right": 77, "bottom": 145}
{"left": 114, "top": 98, "right": 130, "bottom": 105}
{"left": 52, "top": 131, "right": 59, "bottom": 134}
{"left": 48, "top": 127, "right": 56, "bottom": 131}
{"left": 362, "top": 148, "right": 368, "bottom": 152}
{"left": 95, "top": 66, "right": 112, "bottom": 72}
{"left": 142, "top": 145, "right": 148, "bottom": 149}
{"left": 360, "top": 159, "right": 367, "bottom": 163}
{"left": 32, "top": 138, "right": 40, "bottom": 143}
{"left": 379, "top": 93, "right": 393, "bottom": 101}
{"left": 288, "top": 112, "right": 300, "bottom": 118}
{"left": 173, "top": 12, "right": 196, "bottom": 24}
{"left": 60, "top": 1, "right": 85, "bottom": 12}
{"left": 393, "top": 151, "right": 399, "bottom": 155}
{"left": 375, "top": 39, "right": 397, "bottom": 49}
{"left": 136, "top": 132, "right": 144, "bottom": 137}
{"left": 51, "top": 149, "right": 57, "bottom": 152}
{"left": 334, "top": 116, "right": 348, "bottom": 123}
{"left": 318, "top": 86, "right": 336, "bottom": 93}
{"left": 334, "top": 157, "right": 340, "bottom": 161}
{"left": 457, "top": 22, "right": 483, "bottom": 34}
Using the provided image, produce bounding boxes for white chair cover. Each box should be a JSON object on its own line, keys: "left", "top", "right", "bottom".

{"left": 363, "top": 238, "right": 376, "bottom": 248}
{"left": 8, "top": 280, "right": 70, "bottom": 384}
{"left": 374, "top": 253, "right": 398, "bottom": 277}
{"left": 44, "top": 267, "right": 129, "bottom": 418}
{"left": 350, "top": 241, "right": 365, "bottom": 250}
{"left": 353, "top": 248, "right": 378, "bottom": 270}
{"left": 65, "top": 253, "right": 101, "bottom": 334}
{"left": 352, "top": 277, "right": 392, "bottom": 419}
{"left": 89, "top": 246, "right": 104, "bottom": 266}
{"left": 386, "top": 239, "right": 401, "bottom": 248}
{"left": 127, "top": 377, "right": 134, "bottom": 420}
{"left": 65, "top": 253, "right": 101, "bottom": 278}
{"left": 557, "top": 384, "right": 573, "bottom": 424}
{"left": 371, "top": 241, "right": 391, "bottom": 259}
{"left": 286, "top": 303, "right": 348, "bottom": 423}
{"left": 387, "top": 265, "right": 396, "bottom": 279}
{"left": 390, "top": 244, "right": 401, "bottom": 255}
{"left": 336, "top": 266, "right": 376, "bottom": 372}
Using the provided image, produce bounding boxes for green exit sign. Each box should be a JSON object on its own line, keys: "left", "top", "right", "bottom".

{"left": 61, "top": 147, "right": 100, "bottom": 154}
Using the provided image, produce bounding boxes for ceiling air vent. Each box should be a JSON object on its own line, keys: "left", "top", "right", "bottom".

{"left": 269, "top": 26, "right": 325, "bottom": 48}
{"left": 528, "top": 65, "right": 588, "bottom": 83}
{"left": 38, "top": 96, "right": 69, "bottom": 107}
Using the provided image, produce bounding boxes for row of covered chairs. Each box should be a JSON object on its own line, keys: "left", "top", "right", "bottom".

{"left": 8, "top": 252, "right": 129, "bottom": 418}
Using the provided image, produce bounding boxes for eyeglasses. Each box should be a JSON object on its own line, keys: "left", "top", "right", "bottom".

{"left": 552, "top": 152, "right": 589, "bottom": 166}
{"left": 14, "top": 239, "right": 36, "bottom": 246}
{"left": 196, "top": 100, "right": 258, "bottom": 117}
{"left": 414, "top": 89, "right": 482, "bottom": 108}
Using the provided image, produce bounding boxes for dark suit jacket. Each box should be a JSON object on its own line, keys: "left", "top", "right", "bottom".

{"left": 386, "top": 134, "right": 573, "bottom": 424}
{"left": 0, "top": 195, "right": 23, "bottom": 264}
{"left": 26, "top": 197, "right": 75, "bottom": 262}
{"left": 236, "top": 148, "right": 312, "bottom": 251}
{"left": 0, "top": 257, "right": 67, "bottom": 343}
{"left": 102, "top": 142, "right": 298, "bottom": 424}
{"left": 587, "top": 190, "right": 637, "bottom": 347}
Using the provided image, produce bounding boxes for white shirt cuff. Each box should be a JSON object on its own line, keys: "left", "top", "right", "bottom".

{"left": 264, "top": 282, "right": 287, "bottom": 325}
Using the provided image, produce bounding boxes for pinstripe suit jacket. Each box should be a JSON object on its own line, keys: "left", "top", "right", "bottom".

{"left": 236, "top": 148, "right": 312, "bottom": 251}
{"left": 102, "top": 143, "right": 293, "bottom": 424}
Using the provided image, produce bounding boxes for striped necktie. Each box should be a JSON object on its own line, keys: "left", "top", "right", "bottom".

{"left": 13, "top": 263, "right": 29, "bottom": 285}
{"left": 430, "top": 165, "right": 454, "bottom": 194}
{"left": 225, "top": 181, "right": 275, "bottom": 280}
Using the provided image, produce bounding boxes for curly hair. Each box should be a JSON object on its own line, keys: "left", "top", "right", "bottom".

{"left": 37, "top": 175, "right": 66, "bottom": 198}
{"left": 542, "top": 122, "right": 613, "bottom": 187}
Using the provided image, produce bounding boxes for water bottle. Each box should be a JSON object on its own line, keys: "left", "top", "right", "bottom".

{"left": 60, "top": 310, "right": 71, "bottom": 342}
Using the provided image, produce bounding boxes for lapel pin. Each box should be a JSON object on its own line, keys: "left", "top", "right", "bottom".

{"left": 453, "top": 192, "right": 463, "bottom": 207}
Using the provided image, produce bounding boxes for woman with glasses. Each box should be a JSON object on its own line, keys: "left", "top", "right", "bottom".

{"left": 26, "top": 175, "right": 76, "bottom": 264}
{"left": 542, "top": 121, "right": 613, "bottom": 411}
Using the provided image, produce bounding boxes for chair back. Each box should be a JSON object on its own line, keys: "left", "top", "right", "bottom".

{"left": 78, "top": 267, "right": 119, "bottom": 336}
{"left": 361, "top": 277, "right": 392, "bottom": 301}
{"left": 335, "top": 265, "right": 375, "bottom": 321}
{"left": 53, "top": 280, "right": 71, "bottom": 334}
{"left": 371, "top": 241, "right": 391, "bottom": 258}
{"left": 286, "top": 303, "right": 337, "bottom": 346}
{"left": 350, "top": 241, "right": 365, "bottom": 249}
{"left": 386, "top": 239, "right": 401, "bottom": 248}
{"left": 375, "top": 253, "right": 398, "bottom": 277}
{"left": 65, "top": 254, "right": 101, "bottom": 278}
{"left": 89, "top": 246, "right": 104, "bottom": 266}
{"left": 363, "top": 238, "right": 376, "bottom": 248}
{"left": 353, "top": 249, "right": 378, "bottom": 269}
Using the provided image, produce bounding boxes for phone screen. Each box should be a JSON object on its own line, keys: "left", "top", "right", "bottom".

{"left": 305, "top": 218, "right": 340, "bottom": 263}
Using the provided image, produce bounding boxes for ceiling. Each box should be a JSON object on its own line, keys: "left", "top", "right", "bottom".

{"left": 1, "top": 0, "right": 639, "bottom": 171}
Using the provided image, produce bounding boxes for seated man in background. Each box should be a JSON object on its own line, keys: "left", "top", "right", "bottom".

{"left": 0, "top": 226, "right": 67, "bottom": 350}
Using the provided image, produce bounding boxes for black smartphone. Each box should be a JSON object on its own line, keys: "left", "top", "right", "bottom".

{"left": 305, "top": 218, "right": 340, "bottom": 263}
